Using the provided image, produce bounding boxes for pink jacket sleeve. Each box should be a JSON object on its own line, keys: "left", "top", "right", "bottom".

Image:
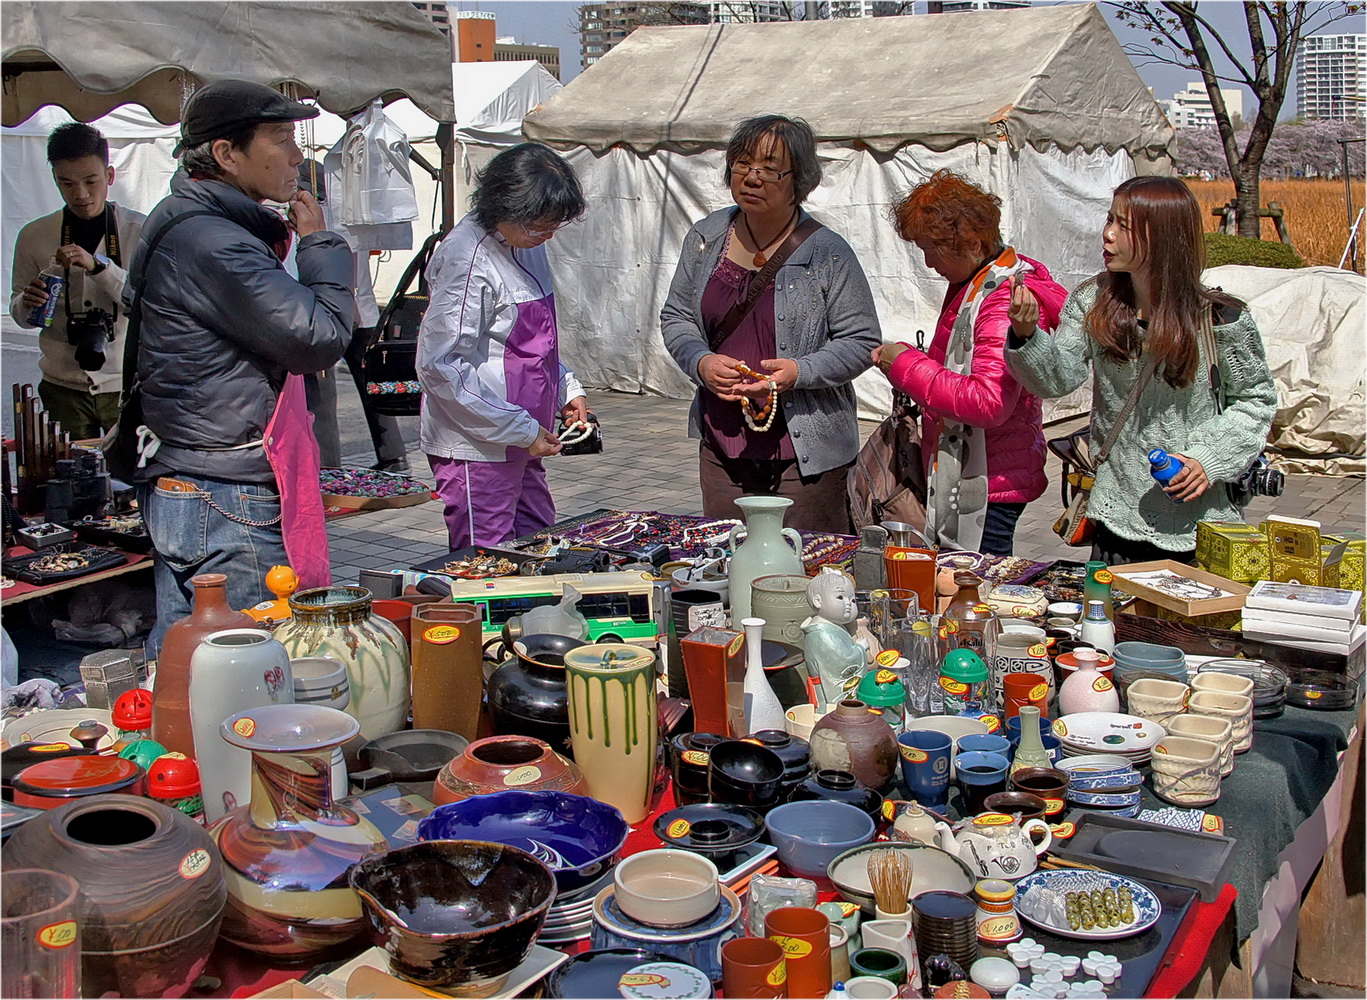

{"left": 886, "top": 286, "right": 1019, "bottom": 429}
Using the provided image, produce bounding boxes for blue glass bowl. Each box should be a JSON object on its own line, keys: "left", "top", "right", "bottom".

{"left": 418, "top": 790, "right": 629, "bottom": 895}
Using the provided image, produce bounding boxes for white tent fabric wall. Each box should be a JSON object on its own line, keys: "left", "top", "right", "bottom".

{"left": 546, "top": 141, "right": 1133, "bottom": 423}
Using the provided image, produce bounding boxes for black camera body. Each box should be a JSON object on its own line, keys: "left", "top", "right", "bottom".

{"left": 1227, "top": 454, "right": 1284, "bottom": 508}
{"left": 67, "top": 307, "right": 115, "bottom": 370}
{"left": 45, "top": 449, "right": 113, "bottom": 524}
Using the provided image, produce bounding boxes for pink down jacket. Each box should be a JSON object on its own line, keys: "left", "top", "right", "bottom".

{"left": 887, "top": 255, "right": 1068, "bottom": 504}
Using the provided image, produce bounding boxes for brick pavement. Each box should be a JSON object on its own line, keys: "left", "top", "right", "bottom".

{"left": 327, "top": 389, "right": 1365, "bottom": 583}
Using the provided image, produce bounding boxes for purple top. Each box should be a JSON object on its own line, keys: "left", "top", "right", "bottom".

{"left": 699, "top": 231, "right": 795, "bottom": 461}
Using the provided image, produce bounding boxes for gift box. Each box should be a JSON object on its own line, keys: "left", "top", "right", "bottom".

{"left": 1263, "top": 516, "right": 1323, "bottom": 585}
{"left": 1322, "top": 532, "right": 1366, "bottom": 621}
{"left": 1196, "top": 521, "right": 1269, "bottom": 585}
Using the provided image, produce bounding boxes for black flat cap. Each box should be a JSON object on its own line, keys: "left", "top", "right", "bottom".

{"left": 175, "top": 79, "right": 318, "bottom": 155}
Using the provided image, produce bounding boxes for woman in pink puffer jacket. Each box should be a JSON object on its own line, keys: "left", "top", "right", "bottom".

{"left": 873, "top": 170, "right": 1068, "bottom": 555}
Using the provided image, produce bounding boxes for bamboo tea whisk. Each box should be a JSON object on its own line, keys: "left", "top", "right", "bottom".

{"left": 868, "top": 849, "right": 913, "bottom": 918}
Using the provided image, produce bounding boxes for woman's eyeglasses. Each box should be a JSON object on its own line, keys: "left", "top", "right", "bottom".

{"left": 730, "top": 162, "right": 794, "bottom": 184}
{"left": 520, "top": 220, "right": 571, "bottom": 238}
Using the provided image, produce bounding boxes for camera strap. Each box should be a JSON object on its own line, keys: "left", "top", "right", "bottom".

{"left": 61, "top": 204, "right": 122, "bottom": 324}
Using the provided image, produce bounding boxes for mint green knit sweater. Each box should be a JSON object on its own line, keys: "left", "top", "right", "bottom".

{"left": 1005, "top": 278, "right": 1277, "bottom": 552}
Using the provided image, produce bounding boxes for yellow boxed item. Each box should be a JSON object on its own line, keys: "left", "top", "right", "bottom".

{"left": 1322, "top": 533, "right": 1366, "bottom": 621}
{"left": 1196, "top": 521, "right": 1269, "bottom": 585}
{"left": 1263, "top": 516, "right": 1324, "bottom": 585}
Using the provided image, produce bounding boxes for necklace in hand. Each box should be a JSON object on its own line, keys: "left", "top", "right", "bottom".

{"left": 741, "top": 206, "right": 799, "bottom": 268}
{"left": 734, "top": 361, "right": 778, "bottom": 432}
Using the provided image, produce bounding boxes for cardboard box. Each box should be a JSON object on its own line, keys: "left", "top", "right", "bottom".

{"left": 1263, "top": 516, "right": 1323, "bottom": 585}
{"left": 1322, "top": 533, "right": 1366, "bottom": 621}
{"left": 1196, "top": 521, "right": 1269, "bottom": 585}
{"left": 1110, "top": 560, "right": 1250, "bottom": 617}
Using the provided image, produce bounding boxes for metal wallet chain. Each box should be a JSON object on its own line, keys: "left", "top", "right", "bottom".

{"left": 201, "top": 493, "right": 283, "bottom": 528}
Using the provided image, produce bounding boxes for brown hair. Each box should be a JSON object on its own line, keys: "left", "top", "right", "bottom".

{"left": 891, "top": 169, "right": 1003, "bottom": 257}
{"left": 1085, "top": 176, "right": 1237, "bottom": 387}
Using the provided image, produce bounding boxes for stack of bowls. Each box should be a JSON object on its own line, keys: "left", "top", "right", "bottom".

{"left": 708, "top": 740, "right": 784, "bottom": 812}
{"left": 1111, "top": 642, "right": 1188, "bottom": 701}
{"left": 1056, "top": 754, "right": 1143, "bottom": 819}
{"left": 653, "top": 802, "right": 765, "bottom": 874}
{"left": 747, "top": 729, "right": 812, "bottom": 801}
{"left": 910, "top": 890, "right": 979, "bottom": 974}
{"left": 1197, "top": 659, "right": 1288, "bottom": 718}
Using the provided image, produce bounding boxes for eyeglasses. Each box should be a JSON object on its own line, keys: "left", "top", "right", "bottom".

{"left": 730, "top": 162, "right": 794, "bottom": 184}
{"left": 520, "top": 220, "right": 571, "bottom": 238}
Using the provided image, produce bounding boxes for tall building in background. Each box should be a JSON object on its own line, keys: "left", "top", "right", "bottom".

{"left": 411, "top": 2, "right": 452, "bottom": 47}
{"left": 1165, "top": 81, "right": 1244, "bottom": 129}
{"left": 819, "top": 1, "right": 904, "bottom": 16}
{"left": 495, "top": 37, "right": 562, "bottom": 80}
{"left": 709, "top": 2, "right": 792, "bottom": 21}
{"left": 579, "top": 4, "right": 709, "bottom": 69}
{"left": 452, "top": 9, "right": 496, "bottom": 62}
{"left": 1297, "top": 33, "right": 1366, "bottom": 120}
{"left": 925, "top": 1, "right": 1029, "bottom": 11}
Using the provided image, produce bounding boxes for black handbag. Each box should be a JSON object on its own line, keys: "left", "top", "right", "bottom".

{"left": 360, "top": 232, "right": 442, "bottom": 416}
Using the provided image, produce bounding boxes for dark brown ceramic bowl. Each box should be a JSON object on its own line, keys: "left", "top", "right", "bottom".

{"left": 1008, "top": 767, "right": 1070, "bottom": 804}
{"left": 350, "top": 840, "right": 556, "bottom": 997}
{"left": 983, "top": 790, "right": 1048, "bottom": 824}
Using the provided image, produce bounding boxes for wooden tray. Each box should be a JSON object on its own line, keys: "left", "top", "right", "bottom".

{"left": 319, "top": 467, "right": 434, "bottom": 511}
{"left": 1110, "top": 560, "right": 1250, "bottom": 616}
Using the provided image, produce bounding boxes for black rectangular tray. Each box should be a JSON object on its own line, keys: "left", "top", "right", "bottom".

{"left": 2, "top": 543, "right": 128, "bottom": 584}
{"left": 410, "top": 545, "right": 545, "bottom": 578}
{"left": 72, "top": 517, "right": 152, "bottom": 554}
{"left": 1051, "top": 811, "right": 1238, "bottom": 903}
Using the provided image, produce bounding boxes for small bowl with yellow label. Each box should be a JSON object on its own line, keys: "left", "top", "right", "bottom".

{"left": 418, "top": 789, "right": 629, "bottom": 896}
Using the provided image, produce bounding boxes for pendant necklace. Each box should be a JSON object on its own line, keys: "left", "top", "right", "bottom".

{"left": 742, "top": 207, "right": 798, "bottom": 268}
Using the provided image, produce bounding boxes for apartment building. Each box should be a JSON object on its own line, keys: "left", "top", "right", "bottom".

{"left": 1165, "top": 81, "right": 1244, "bottom": 129}
{"left": 579, "top": 4, "right": 709, "bottom": 69}
{"left": 1296, "top": 33, "right": 1366, "bottom": 120}
{"left": 495, "top": 37, "right": 563, "bottom": 80}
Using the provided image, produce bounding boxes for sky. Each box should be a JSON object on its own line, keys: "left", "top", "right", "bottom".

{"left": 452, "top": 0, "right": 1367, "bottom": 118}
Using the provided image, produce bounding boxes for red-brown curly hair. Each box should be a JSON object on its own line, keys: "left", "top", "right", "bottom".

{"left": 891, "top": 169, "right": 1003, "bottom": 256}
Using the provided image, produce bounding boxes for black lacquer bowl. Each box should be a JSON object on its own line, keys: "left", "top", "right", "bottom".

{"left": 349, "top": 840, "right": 557, "bottom": 997}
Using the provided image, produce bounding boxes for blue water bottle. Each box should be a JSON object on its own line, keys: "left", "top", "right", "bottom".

{"left": 26, "top": 263, "right": 65, "bottom": 329}
{"left": 1148, "top": 448, "right": 1184, "bottom": 502}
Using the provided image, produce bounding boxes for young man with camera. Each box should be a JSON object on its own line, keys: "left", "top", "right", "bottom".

{"left": 8, "top": 123, "right": 145, "bottom": 440}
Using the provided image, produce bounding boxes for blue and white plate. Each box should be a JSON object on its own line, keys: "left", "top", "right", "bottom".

{"left": 1014, "top": 868, "right": 1161, "bottom": 940}
{"left": 1065, "top": 770, "right": 1142, "bottom": 792}
{"left": 1066, "top": 787, "right": 1143, "bottom": 808}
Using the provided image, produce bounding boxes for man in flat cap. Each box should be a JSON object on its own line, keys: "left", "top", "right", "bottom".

{"left": 125, "top": 80, "right": 354, "bottom": 650}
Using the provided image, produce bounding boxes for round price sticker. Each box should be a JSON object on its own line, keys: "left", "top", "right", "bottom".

{"left": 37, "top": 921, "right": 77, "bottom": 950}
{"left": 875, "top": 649, "right": 900, "bottom": 667}
{"left": 939, "top": 677, "right": 968, "bottom": 695}
{"left": 727, "top": 634, "right": 745, "bottom": 657}
{"left": 667, "top": 819, "right": 692, "bottom": 838}
{"left": 875, "top": 668, "right": 899, "bottom": 685}
{"left": 423, "top": 625, "right": 461, "bottom": 644}
{"left": 1093, "top": 676, "right": 1114, "bottom": 692}
{"left": 1029, "top": 682, "right": 1049, "bottom": 703}
{"left": 681, "top": 751, "right": 710, "bottom": 766}
{"left": 900, "top": 745, "right": 928, "bottom": 763}
{"left": 766, "top": 965, "right": 788, "bottom": 987}
{"left": 179, "top": 849, "right": 212, "bottom": 880}
{"left": 504, "top": 765, "right": 543, "bottom": 786}
{"left": 1094, "top": 569, "right": 1114, "bottom": 585}
{"left": 232, "top": 717, "right": 256, "bottom": 738}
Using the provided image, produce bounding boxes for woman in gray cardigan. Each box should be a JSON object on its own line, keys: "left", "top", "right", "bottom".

{"left": 660, "top": 114, "right": 880, "bottom": 534}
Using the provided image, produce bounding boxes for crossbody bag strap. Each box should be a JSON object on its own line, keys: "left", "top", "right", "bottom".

{"left": 1197, "top": 302, "right": 1224, "bottom": 414}
{"left": 119, "top": 210, "right": 218, "bottom": 402}
{"left": 1092, "top": 353, "right": 1158, "bottom": 469}
{"left": 709, "top": 216, "right": 824, "bottom": 350}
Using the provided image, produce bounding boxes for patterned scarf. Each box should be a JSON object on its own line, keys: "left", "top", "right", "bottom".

{"left": 925, "top": 247, "right": 1034, "bottom": 552}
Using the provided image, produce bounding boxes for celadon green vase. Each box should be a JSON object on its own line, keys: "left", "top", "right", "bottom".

{"left": 728, "top": 495, "right": 805, "bottom": 623}
{"left": 563, "top": 643, "right": 657, "bottom": 823}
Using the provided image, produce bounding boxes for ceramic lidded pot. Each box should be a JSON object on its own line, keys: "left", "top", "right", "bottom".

{"left": 4, "top": 794, "right": 227, "bottom": 998}
{"left": 486, "top": 633, "right": 588, "bottom": 758}
{"left": 211, "top": 703, "right": 389, "bottom": 961}
{"left": 670, "top": 732, "right": 726, "bottom": 807}
{"left": 747, "top": 728, "right": 811, "bottom": 798}
{"left": 809, "top": 699, "right": 900, "bottom": 792}
{"left": 11, "top": 754, "right": 143, "bottom": 809}
{"left": 789, "top": 768, "right": 883, "bottom": 822}
{"left": 273, "top": 586, "right": 411, "bottom": 742}
{"left": 432, "top": 734, "right": 587, "bottom": 806}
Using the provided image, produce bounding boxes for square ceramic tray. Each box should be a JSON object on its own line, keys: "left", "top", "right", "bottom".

{"left": 1051, "top": 811, "right": 1237, "bottom": 903}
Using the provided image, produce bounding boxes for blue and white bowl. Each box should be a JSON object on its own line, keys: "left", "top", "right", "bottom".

{"left": 1066, "top": 787, "right": 1143, "bottom": 808}
{"left": 591, "top": 884, "right": 742, "bottom": 985}
{"left": 1064, "top": 769, "right": 1142, "bottom": 792}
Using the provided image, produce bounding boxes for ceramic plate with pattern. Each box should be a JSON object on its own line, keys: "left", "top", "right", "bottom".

{"left": 1014, "top": 868, "right": 1161, "bottom": 940}
{"left": 1053, "top": 713, "right": 1165, "bottom": 753}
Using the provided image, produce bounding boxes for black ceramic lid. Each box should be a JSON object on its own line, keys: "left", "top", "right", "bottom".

{"left": 548, "top": 948, "right": 675, "bottom": 1000}
{"left": 653, "top": 802, "right": 764, "bottom": 851}
{"left": 911, "top": 889, "right": 977, "bottom": 920}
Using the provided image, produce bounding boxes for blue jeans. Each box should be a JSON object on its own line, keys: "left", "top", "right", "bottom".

{"left": 139, "top": 475, "right": 285, "bottom": 655}
{"left": 980, "top": 502, "right": 1027, "bottom": 556}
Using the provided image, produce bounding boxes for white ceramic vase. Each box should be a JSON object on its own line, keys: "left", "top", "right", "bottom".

{"left": 741, "top": 618, "right": 786, "bottom": 733}
{"left": 1057, "top": 649, "right": 1120, "bottom": 715}
{"left": 727, "top": 496, "right": 804, "bottom": 623}
{"left": 188, "top": 628, "right": 294, "bottom": 823}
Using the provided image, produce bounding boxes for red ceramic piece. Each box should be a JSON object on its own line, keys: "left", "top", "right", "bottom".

{"left": 12, "top": 755, "right": 143, "bottom": 809}
{"left": 147, "top": 754, "right": 202, "bottom": 799}
{"left": 432, "top": 735, "right": 587, "bottom": 806}
{"left": 113, "top": 688, "right": 154, "bottom": 731}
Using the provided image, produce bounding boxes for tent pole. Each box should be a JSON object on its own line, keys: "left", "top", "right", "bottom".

{"left": 437, "top": 123, "right": 456, "bottom": 234}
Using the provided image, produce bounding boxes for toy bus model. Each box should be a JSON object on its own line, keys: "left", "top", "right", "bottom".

{"left": 441, "top": 571, "right": 662, "bottom": 644}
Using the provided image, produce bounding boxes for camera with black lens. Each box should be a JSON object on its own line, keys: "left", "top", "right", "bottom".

{"left": 45, "top": 449, "right": 113, "bottom": 524}
{"left": 67, "top": 307, "right": 115, "bottom": 370}
{"left": 1226, "top": 454, "right": 1284, "bottom": 508}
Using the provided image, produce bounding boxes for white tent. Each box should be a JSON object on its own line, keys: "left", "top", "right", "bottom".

{"left": 522, "top": 3, "right": 1173, "bottom": 420}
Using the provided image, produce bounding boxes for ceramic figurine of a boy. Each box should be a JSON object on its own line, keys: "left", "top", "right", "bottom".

{"left": 801, "top": 568, "right": 873, "bottom": 703}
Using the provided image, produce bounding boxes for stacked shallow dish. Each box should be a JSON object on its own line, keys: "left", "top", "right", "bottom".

{"left": 1111, "top": 642, "right": 1187, "bottom": 701}
{"left": 1057, "top": 754, "right": 1144, "bottom": 820}
{"left": 541, "top": 868, "right": 613, "bottom": 944}
{"left": 1052, "top": 713, "right": 1166, "bottom": 769}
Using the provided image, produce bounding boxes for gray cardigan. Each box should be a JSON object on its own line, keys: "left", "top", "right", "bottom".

{"left": 660, "top": 207, "right": 881, "bottom": 477}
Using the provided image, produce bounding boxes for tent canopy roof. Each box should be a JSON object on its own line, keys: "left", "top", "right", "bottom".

{"left": 2, "top": 1, "right": 455, "bottom": 127}
{"left": 524, "top": 3, "right": 1171, "bottom": 157}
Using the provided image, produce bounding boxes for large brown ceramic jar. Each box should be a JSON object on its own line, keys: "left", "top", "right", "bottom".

{"left": 808, "top": 699, "right": 900, "bottom": 792}
{"left": 431, "top": 734, "right": 587, "bottom": 806}
{"left": 210, "top": 703, "right": 389, "bottom": 961}
{"left": 4, "top": 794, "right": 227, "bottom": 998}
{"left": 153, "top": 574, "right": 254, "bottom": 757}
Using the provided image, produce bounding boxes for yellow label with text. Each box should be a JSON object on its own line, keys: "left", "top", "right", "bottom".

{"left": 681, "top": 751, "right": 710, "bottom": 766}
{"left": 1027, "top": 643, "right": 1048, "bottom": 658}
{"left": 766, "top": 964, "right": 788, "bottom": 987}
{"left": 981, "top": 714, "right": 1002, "bottom": 733}
{"left": 1094, "top": 569, "right": 1113, "bottom": 585}
{"left": 974, "top": 604, "right": 992, "bottom": 614}
{"left": 29, "top": 743, "right": 71, "bottom": 753}
{"left": 620, "top": 974, "right": 669, "bottom": 988}
{"left": 1044, "top": 797, "right": 1066, "bottom": 815}
{"left": 900, "top": 745, "right": 929, "bottom": 762}
{"left": 876, "top": 649, "right": 900, "bottom": 667}
{"left": 37, "top": 921, "right": 77, "bottom": 949}
{"left": 727, "top": 634, "right": 745, "bottom": 657}
{"left": 882, "top": 800, "right": 897, "bottom": 820}
{"left": 1029, "top": 682, "right": 1049, "bottom": 702}
{"left": 1050, "top": 821, "right": 1077, "bottom": 839}
{"left": 1093, "top": 676, "right": 1114, "bottom": 692}
{"left": 1012, "top": 605, "right": 1035, "bottom": 617}
{"left": 232, "top": 717, "right": 256, "bottom": 738}
{"left": 1153, "top": 745, "right": 1169, "bottom": 754}
{"left": 942, "top": 618, "right": 961, "bottom": 635}
{"left": 504, "top": 765, "right": 543, "bottom": 786}
{"left": 1052, "top": 720, "right": 1068, "bottom": 737}
{"left": 667, "top": 819, "right": 692, "bottom": 839}
{"left": 1306, "top": 690, "right": 1323, "bottom": 700}
{"left": 979, "top": 916, "right": 1020, "bottom": 940}
{"left": 973, "top": 812, "right": 1013, "bottom": 826}
{"left": 939, "top": 677, "right": 968, "bottom": 694}
{"left": 771, "top": 936, "right": 813, "bottom": 959}
{"left": 423, "top": 625, "right": 461, "bottom": 644}
{"left": 875, "top": 668, "right": 900, "bottom": 685}
{"left": 179, "top": 848, "right": 212, "bottom": 879}
{"left": 839, "top": 901, "right": 859, "bottom": 916}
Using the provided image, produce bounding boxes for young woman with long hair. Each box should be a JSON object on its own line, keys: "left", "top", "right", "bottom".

{"left": 1006, "top": 175, "right": 1277, "bottom": 565}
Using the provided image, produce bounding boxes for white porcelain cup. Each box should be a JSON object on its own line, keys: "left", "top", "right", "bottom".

{"left": 830, "top": 924, "right": 852, "bottom": 984}
{"left": 859, "top": 918, "right": 920, "bottom": 991}
{"left": 785, "top": 703, "right": 818, "bottom": 741}
{"left": 1165, "top": 713, "right": 1235, "bottom": 777}
{"left": 842, "top": 977, "right": 901, "bottom": 1000}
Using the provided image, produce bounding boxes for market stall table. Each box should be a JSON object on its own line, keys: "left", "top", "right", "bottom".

{"left": 1, "top": 545, "right": 150, "bottom": 606}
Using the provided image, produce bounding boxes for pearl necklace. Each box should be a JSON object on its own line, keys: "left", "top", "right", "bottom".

{"left": 559, "top": 420, "right": 594, "bottom": 446}
{"left": 734, "top": 361, "right": 778, "bottom": 432}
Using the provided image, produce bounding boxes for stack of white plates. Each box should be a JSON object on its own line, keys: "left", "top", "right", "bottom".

{"left": 1052, "top": 712, "right": 1166, "bottom": 767}
{"left": 539, "top": 867, "right": 614, "bottom": 945}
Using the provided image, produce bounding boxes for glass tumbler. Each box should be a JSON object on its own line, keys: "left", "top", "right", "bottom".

{"left": 1, "top": 868, "right": 81, "bottom": 999}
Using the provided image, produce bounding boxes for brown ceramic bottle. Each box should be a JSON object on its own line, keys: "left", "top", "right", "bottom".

{"left": 808, "top": 699, "right": 900, "bottom": 791}
{"left": 152, "top": 574, "right": 254, "bottom": 758}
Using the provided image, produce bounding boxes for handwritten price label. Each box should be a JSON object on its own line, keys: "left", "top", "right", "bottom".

{"left": 504, "top": 765, "right": 543, "bottom": 786}
{"left": 667, "top": 819, "right": 692, "bottom": 838}
{"left": 423, "top": 625, "right": 461, "bottom": 644}
{"left": 771, "top": 935, "right": 813, "bottom": 959}
{"left": 179, "top": 849, "right": 212, "bottom": 880}
{"left": 232, "top": 717, "right": 256, "bottom": 738}
{"left": 37, "top": 921, "right": 77, "bottom": 949}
